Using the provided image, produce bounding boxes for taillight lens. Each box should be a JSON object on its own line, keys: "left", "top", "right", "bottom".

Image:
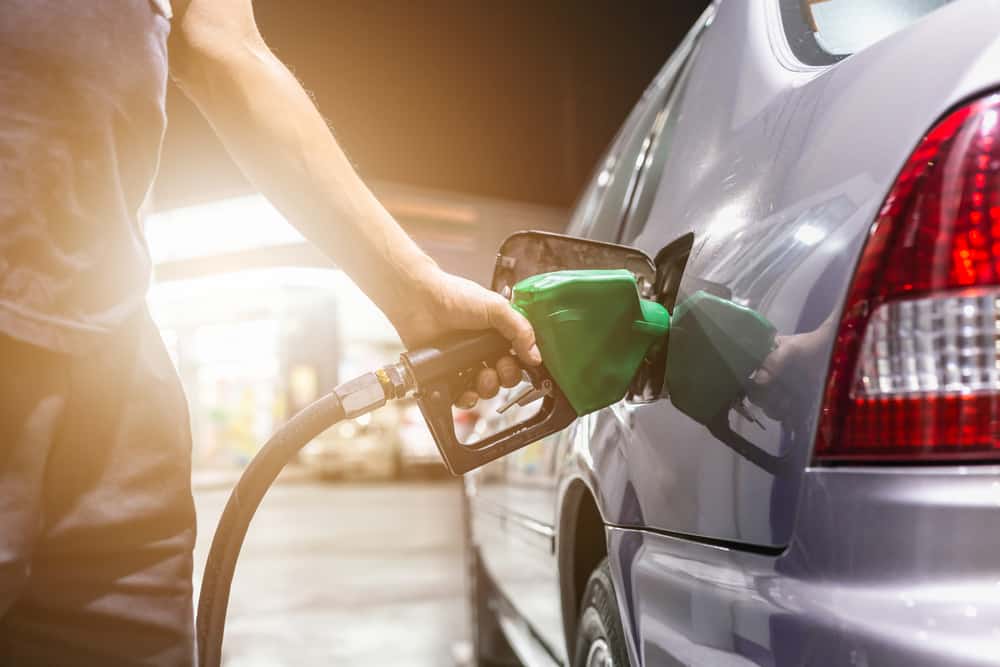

{"left": 815, "top": 93, "right": 1000, "bottom": 463}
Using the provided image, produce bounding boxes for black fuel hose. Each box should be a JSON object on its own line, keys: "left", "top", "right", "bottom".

{"left": 196, "top": 390, "right": 347, "bottom": 667}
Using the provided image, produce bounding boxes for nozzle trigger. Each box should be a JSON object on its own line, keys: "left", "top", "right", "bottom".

{"left": 496, "top": 375, "right": 553, "bottom": 414}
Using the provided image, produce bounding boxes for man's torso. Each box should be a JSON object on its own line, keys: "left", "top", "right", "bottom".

{"left": 0, "top": 1, "right": 171, "bottom": 353}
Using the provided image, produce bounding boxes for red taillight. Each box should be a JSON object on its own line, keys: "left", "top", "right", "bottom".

{"left": 815, "top": 93, "right": 1000, "bottom": 463}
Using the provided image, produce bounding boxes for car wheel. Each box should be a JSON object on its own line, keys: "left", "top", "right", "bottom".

{"left": 468, "top": 544, "right": 519, "bottom": 666}
{"left": 572, "top": 558, "right": 629, "bottom": 667}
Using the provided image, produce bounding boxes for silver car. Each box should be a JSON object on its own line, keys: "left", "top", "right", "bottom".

{"left": 465, "top": 2, "right": 1000, "bottom": 665}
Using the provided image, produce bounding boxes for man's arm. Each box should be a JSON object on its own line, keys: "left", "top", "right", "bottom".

{"left": 167, "top": 0, "right": 538, "bottom": 402}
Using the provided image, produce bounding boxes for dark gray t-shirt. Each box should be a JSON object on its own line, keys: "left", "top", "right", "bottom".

{"left": 0, "top": 1, "right": 171, "bottom": 353}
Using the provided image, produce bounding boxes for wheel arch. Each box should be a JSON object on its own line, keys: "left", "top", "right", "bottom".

{"left": 556, "top": 477, "right": 609, "bottom": 660}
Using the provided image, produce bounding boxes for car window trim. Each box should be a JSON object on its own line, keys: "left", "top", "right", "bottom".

{"left": 776, "top": 0, "right": 849, "bottom": 67}
{"left": 615, "top": 43, "right": 701, "bottom": 246}
{"left": 608, "top": 4, "right": 714, "bottom": 244}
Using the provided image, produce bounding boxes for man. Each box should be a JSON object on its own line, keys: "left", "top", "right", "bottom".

{"left": 0, "top": 1, "right": 538, "bottom": 663}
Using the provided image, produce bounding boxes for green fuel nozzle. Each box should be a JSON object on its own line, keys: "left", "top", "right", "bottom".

{"left": 398, "top": 269, "right": 670, "bottom": 475}
{"left": 401, "top": 268, "right": 783, "bottom": 477}
{"left": 510, "top": 269, "right": 670, "bottom": 414}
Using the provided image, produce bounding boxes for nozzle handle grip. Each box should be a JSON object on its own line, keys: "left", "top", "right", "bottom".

{"left": 402, "top": 330, "right": 578, "bottom": 475}
{"left": 403, "top": 329, "right": 512, "bottom": 388}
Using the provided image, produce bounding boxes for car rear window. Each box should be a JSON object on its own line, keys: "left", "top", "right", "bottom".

{"left": 779, "top": 0, "right": 955, "bottom": 66}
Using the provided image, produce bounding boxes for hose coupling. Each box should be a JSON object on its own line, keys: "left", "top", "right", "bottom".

{"left": 376, "top": 362, "right": 415, "bottom": 400}
{"left": 334, "top": 373, "right": 388, "bottom": 418}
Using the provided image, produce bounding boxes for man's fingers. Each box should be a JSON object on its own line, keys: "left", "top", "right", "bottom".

{"left": 488, "top": 296, "right": 541, "bottom": 365}
{"left": 476, "top": 368, "right": 500, "bottom": 399}
{"left": 455, "top": 390, "right": 478, "bottom": 409}
{"left": 496, "top": 356, "right": 522, "bottom": 388}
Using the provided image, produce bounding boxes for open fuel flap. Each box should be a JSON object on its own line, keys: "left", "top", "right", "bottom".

{"left": 492, "top": 231, "right": 657, "bottom": 298}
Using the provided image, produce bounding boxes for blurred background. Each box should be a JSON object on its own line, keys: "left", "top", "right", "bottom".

{"left": 147, "top": 1, "right": 707, "bottom": 664}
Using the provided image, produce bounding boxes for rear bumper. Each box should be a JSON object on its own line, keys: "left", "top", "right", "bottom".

{"left": 609, "top": 466, "right": 1000, "bottom": 667}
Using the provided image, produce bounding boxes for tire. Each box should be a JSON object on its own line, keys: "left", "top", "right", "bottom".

{"left": 572, "top": 558, "right": 630, "bottom": 667}
{"left": 468, "top": 544, "right": 519, "bottom": 666}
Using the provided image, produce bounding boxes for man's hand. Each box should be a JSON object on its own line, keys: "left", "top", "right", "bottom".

{"left": 393, "top": 268, "right": 542, "bottom": 408}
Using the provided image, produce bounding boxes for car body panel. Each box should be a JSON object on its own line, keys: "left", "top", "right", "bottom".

{"left": 595, "top": 0, "right": 1000, "bottom": 549}
{"left": 468, "top": 0, "right": 1000, "bottom": 664}
{"left": 611, "top": 465, "right": 1000, "bottom": 667}
{"left": 472, "top": 429, "right": 568, "bottom": 662}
